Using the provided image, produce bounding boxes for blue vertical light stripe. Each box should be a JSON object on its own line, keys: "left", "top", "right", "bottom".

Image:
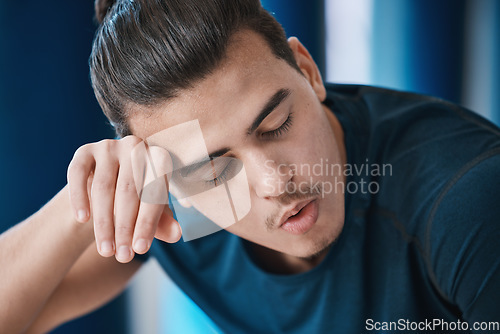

{"left": 371, "top": 0, "right": 411, "bottom": 90}
{"left": 159, "top": 277, "right": 222, "bottom": 334}
{"left": 371, "top": 0, "right": 466, "bottom": 105}
{"left": 405, "top": 0, "right": 466, "bottom": 104}
{"left": 261, "top": 0, "right": 326, "bottom": 77}
{"left": 492, "top": 0, "right": 500, "bottom": 126}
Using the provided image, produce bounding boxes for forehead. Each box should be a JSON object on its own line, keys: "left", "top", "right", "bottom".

{"left": 129, "top": 29, "right": 298, "bottom": 140}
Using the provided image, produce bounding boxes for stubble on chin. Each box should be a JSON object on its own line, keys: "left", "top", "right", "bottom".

{"left": 300, "top": 236, "right": 333, "bottom": 262}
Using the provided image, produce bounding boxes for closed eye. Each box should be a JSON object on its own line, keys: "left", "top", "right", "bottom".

{"left": 261, "top": 112, "right": 294, "bottom": 139}
{"left": 178, "top": 157, "right": 239, "bottom": 187}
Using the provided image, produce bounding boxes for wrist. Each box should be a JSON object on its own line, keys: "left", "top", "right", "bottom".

{"left": 37, "top": 185, "right": 95, "bottom": 251}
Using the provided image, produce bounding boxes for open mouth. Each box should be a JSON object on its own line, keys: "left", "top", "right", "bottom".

{"left": 280, "top": 199, "right": 319, "bottom": 235}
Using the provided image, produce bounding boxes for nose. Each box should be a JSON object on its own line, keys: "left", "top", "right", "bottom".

{"left": 248, "top": 155, "right": 294, "bottom": 198}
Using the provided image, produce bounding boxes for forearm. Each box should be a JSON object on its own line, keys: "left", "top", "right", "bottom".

{"left": 0, "top": 185, "right": 94, "bottom": 333}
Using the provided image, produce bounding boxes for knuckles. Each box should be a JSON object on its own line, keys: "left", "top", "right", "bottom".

{"left": 91, "top": 178, "right": 116, "bottom": 192}
{"left": 137, "top": 218, "right": 156, "bottom": 231}
{"left": 93, "top": 217, "right": 114, "bottom": 229}
{"left": 120, "top": 135, "right": 143, "bottom": 147}
{"left": 116, "top": 179, "right": 139, "bottom": 194}
{"left": 114, "top": 223, "right": 134, "bottom": 236}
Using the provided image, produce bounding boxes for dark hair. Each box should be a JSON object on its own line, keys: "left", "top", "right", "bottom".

{"left": 90, "top": 0, "right": 300, "bottom": 137}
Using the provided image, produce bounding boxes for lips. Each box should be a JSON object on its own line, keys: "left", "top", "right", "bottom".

{"left": 278, "top": 198, "right": 319, "bottom": 235}
{"left": 278, "top": 198, "right": 315, "bottom": 227}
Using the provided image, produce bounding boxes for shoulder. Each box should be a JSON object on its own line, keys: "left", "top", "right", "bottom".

{"left": 325, "top": 83, "right": 500, "bottom": 141}
{"left": 426, "top": 151, "right": 500, "bottom": 317}
{"left": 326, "top": 83, "right": 500, "bottom": 320}
{"left": 325, "top": 84, "right": 500, "bottom": 183}
{"left": 328, "top": 83, "right": 500, "bottom": 226}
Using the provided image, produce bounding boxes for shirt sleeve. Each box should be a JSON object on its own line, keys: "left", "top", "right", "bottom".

{"left": 427, "top": 151, "right": 500, "bottom": 330}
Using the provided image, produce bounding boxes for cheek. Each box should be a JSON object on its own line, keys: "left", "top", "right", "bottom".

{"left": 185, "top": 186, "right": 238, "bottom": 229}
{"left": 292, "top": 109, "right": 336, "bottom": 164}
{"left": 224, "top": 213, "right": 264, "bottom": 242}
{"left": 182, "top": 161, "right": 252, "bottom": 232}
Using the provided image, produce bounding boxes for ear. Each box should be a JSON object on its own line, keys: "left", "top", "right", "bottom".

{"left": 288, "top": 37, "right": 326, "bottom": 102}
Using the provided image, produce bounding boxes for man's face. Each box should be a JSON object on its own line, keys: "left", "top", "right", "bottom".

{"left": 130, "top": 30, "right": 346, "bottom": 258}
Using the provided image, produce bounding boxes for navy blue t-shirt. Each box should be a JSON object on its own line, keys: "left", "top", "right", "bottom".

{"left": 147, "top": 84, "right": 500, "bottom": 333}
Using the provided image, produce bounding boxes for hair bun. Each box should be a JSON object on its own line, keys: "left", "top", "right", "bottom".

{"left": 95, "top": 0, "right": 117, "bottom": 24}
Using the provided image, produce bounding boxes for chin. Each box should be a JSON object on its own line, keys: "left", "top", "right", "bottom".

{"left": 290, "top": 236, "right": 332, "bottom": 259}
{"left": 284, "top": 221, "right": 343, "bottom": 259}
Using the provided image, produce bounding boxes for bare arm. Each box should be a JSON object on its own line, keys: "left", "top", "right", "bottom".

{"left": 0, "top": 186, "right": 95, "bottom": 333}
{"left": 0, "top": 136, "right": 181, "bottom": 333}
{"left": 26, "top": 241, "right": 142, "bottom": 334}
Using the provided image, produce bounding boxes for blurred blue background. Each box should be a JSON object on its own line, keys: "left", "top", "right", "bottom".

{"left": 0, "top": 0, "right": 498, "bottom": 333}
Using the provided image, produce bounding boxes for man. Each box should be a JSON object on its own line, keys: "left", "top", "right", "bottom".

{"left": 0, "top": 0, "right": 499, "bottom": 333}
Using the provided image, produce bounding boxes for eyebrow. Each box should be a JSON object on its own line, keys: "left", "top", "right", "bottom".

{"left": 180, "top": 88, "right": 291, "bottom": 175}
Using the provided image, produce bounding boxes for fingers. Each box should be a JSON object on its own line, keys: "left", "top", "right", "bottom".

{"left": 68, "top": 136, "right": 182, "bottom": 263}
{"left": 139, "top": 145, "right": 173, "bottom": 204}
{"left": 155, "top": 205, "right": 182, "bottom": 243}
{"left": 113, "top": 139, "right": 178, "bottom": 262}
{"left": 91, "top": 141, "right": 119, "bottom": 258}
{"left": 113, "top": 155, "right": 140, "bottom": 262}
{"left": 131, "top": 145, "right": 178, "bottom": 253}
{"left": 132, "top": 201, "right": 164, "bottom": 255}
{"left": 67, "top": 145, "right": 95, "bottom": 223}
